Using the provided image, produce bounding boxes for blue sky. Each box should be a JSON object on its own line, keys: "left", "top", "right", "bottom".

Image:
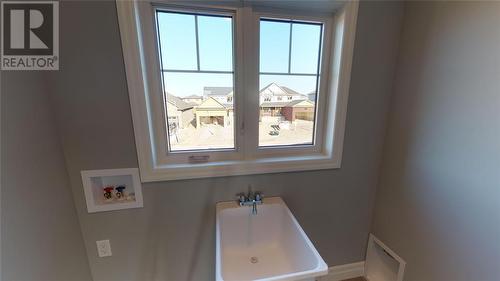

{"left": 157, "top": 12, "right": 322, "bottom": 97}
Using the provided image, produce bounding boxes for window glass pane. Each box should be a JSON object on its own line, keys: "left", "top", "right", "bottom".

{"left": 259, "top": 20, "right": 290, "bottom": 73}
{"left": 163, "top": 73, "right": 234, "bottom": 151}
{"left": 258, "top": 75, "right": 318, "bottom": 147}
{"left": 198, "top": 15, "right": 233, "bottom": 71}
{"left": 157, "top": 11, "right": 236, "bottom": 152}
{"left": 290, "top": 23, "right": 322, "bottom": 74}
{"left": 157, "top": 12, "right": 198, "bottom": 70}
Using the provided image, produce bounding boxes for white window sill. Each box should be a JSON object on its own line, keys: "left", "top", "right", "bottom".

{"left": 140, "top": 153, "right": 341, "bottom": 182}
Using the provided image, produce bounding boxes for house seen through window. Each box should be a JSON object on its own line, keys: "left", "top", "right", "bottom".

{"left": 157, "top": 11, "right": 235, "bottom": 151}
{"left": 157, "top": 11, "right": 323, "bottom": 151}
{"left": 259, "top": 19, "right": 322, "bottom": 147}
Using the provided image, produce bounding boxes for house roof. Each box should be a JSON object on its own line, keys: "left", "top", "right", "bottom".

{"left": 197, "top": 97, "right": 232, "bottom": 110}
{"left": 259, "top": 83, "right": 307, "bottom": 97}
{"left": 203, "top": 86, "right": 233, "bottom": 96}
{"left": 281, "top": 86, "right": 303, "bottom": 96}
{"left": 286, "top": 99, "right": 315, "bottom": 107}
{"left": 201, "top": 83, "right": 306, "bottom": 99}
{"left": 166, "top": 94, "right": 193, "bottom": 111}
{"left": 182, "top": 94, "right": 203, "bottom": 99}
{"left": 221, "top": 103, "right": 233, "bottom": 109}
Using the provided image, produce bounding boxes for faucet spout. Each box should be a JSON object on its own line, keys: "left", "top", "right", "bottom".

{"left": 236, "top": 191, "right": 263, "bottom": 215}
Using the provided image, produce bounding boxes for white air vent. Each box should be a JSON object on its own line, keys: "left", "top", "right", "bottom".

{"left": 365, "top": 234, "right": 406, "bottom": 281}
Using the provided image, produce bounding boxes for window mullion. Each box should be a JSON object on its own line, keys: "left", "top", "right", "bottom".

{"left": 194, "top": 15, "right": 200, "bottom": 71}
{"left": 234, "top": 7, "right": 250, "bottom": 158}
{"left": 288, "top": 22, "right": 292, "bottom": 74}
{"left": 240, "top": 7, "right": 260, "bottom": 159}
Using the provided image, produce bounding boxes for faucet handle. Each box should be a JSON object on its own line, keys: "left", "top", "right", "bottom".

{"left": 254, "top": 192, "right": 262, "bottom": 201}
{"left": 236, "top": 193, "right": 246, "bottom": 204}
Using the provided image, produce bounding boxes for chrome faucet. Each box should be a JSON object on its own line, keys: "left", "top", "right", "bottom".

{"left": 237, "top": 191, "right": 263, "bottom": 215}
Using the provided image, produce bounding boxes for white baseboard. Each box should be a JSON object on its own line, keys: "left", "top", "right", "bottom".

{"left": 317, "top": 261, "right": 365, "bottom": 281}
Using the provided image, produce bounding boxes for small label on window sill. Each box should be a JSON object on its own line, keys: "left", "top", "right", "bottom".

{"left": 188, "top": 155, "right": 210, "bottom": 164}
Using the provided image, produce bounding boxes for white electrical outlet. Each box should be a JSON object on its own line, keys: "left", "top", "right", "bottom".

{"left": 96, "top": 240, "right": 112, "bottom": 257}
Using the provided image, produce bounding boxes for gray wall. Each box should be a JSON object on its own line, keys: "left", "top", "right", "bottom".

{"left": 1, "top": 71, "right": 92, "bottom": 280}
{"left": 371, "top": 2, "right": 500, "bottom": 281}
{"left": 47, "top": 1, "right": 403, "bottom": 280}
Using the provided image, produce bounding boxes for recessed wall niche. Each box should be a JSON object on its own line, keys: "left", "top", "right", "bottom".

{"left": 81, "top": 168, "right": 143, "bottom": 213}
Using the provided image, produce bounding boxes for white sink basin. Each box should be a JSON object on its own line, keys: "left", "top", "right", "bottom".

{"left": 216, "top": 197, "right": 328, "bottom": 281}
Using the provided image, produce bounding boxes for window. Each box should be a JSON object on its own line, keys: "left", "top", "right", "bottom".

{"left": 156, "top": 11, "right": 235, "bottom": 151}
{"left": 259, "top": 19, "right": 322, "bottom": 147}
{"left": 117, "top": 1, "right": 359, "bottom": 181}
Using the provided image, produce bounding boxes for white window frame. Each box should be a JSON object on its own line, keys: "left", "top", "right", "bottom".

{"left": 156, "top": 8, "right": 240, "bottom": 157}
{"left": 251, "top": 12, "right": 328, "bottom": 158}
{"left": 116, "top": 0, "right": 359, "bottom": 182}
